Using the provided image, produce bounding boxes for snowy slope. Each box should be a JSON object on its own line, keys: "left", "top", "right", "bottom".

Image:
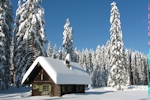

{"left": 0, "top": 86, "right": 148, "bottom": 100}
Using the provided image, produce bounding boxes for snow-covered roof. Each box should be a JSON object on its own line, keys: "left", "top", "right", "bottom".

{"left": 22, "top": 56, "right": 92, "bottom": 85}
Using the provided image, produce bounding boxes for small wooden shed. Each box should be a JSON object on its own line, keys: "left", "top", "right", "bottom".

{"left": 21, "top": 56, "right": 92, "bottom": 97}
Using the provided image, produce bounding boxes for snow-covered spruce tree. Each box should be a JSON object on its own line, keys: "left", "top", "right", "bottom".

{"left": 85, "top": 49, "right": 93, "bottom": 88}
{"left": 131, "top": 51, "right": 139, "bottom": 85}
{"left": 74, "top": 48, "right": 79, "bottom": 63}
{"left": 94, "top": 45, "right": 108, "bottom": 87}
{"left": 134, "top": 51, "right": 147, "bottom": 85}
{"left": 79, "top": 49, "right": 86, "bottom": 67}
{"left": 135, "top": 51, "right": 142, "bottom": 85}
{"left": 14, "top": 0, "right": 46, "bottom": 87}
{"left": 107, "top": 2, "right": 127, "bottom": 90}
{"left": 131, "top": 52, "right": 138, "bottom": 85}
{"left": 80, "top": 49, "right": 90, "bottom": 73}
{"left": 138, "top": 52, "right": 146, "bottom": 85}
{"left": 95, "top": 45, "right": 105, "bottom": 86}
{"left": 91, "top": 49, "right": 98, "bottom": 87}
{"left": 61, "top": 48, "right": 66, "bottom": 60}
{"left": 47, "top": 41, "right": 52, "bottom": 58}
{"left": 122, "top": 49, "right": 130, "bottom": 86}
{"left": 100, "top": 45, "right": 108, "bottom": 87}
{"left": 143, "top": 55, "right": 148, "bottom": 85}
{"left": 10, "top": 37, "right": 15, "bottom": 84}
{"left": 0, "top": 0, "right": 13, "bottom": 89}
{"left": 88, "top": 49, "right": 94, "bottom": 87}
{"left": 13, "top": 0, "right": 22, "bottom": 87}
{"left": 85, "top": 48, "right": 93, "bottom": 75}
{"left": 141, "top": 53, "right": 147, "bottom": 85}
{"left": 105, "top": 40, "right": 111, "bottom": 76}
{"left": 62, "top": 18, "right": 74, "bottom": 62}
{"left": 95, "top": 45, "right": 101, "bottom": 68}
{"left": 57, "top": 47, "right": 63, "bottom": 60}
{"left": 52, "top": 44, "right": 57, "bottom": 59}
{"left": 124, "top": 49, "right": 131, "bottom": 86}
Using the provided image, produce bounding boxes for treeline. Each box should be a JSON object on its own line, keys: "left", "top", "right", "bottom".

{"left": 47, "top": 40, "right": 148, "bottom": 87}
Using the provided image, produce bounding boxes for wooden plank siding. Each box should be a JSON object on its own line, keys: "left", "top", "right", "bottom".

{"left": 32, "top": 67, "right": 60, "bottom": 96}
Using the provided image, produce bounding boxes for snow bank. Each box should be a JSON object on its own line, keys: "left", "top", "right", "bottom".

{"left": 104, "top": 85, "right": 148, "bottom": 91}
{"left": 0, "top": 86, "right": 148, "bottom": 100}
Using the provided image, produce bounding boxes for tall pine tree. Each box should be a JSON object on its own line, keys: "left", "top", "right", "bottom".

{"left": 107, "top": 2, "right": 127, "bottom": 90}
{"left": 14, "top": 0, "right": 46, "bottom": 87}
{"left": 47, "top": 41, "right": 52, "bottom": 58}
{"left": 52, "top": 44, "right": 57, "bottom": 59}
{"left": 0, "top": 0, "right": 13, "bottom": 89}
{"left": 62, "top": 18, "right": 74, "bottom": 61}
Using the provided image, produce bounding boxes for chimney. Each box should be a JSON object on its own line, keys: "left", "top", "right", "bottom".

{"left": 66, "top": 59, "right": 70, "bottom": 68}
{"left": 65, "top": 54, "right": 71, "bottom": 68}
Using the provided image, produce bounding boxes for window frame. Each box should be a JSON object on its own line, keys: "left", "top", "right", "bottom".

{"left": 43, "top": 85, "right": 49, "bottom": 92}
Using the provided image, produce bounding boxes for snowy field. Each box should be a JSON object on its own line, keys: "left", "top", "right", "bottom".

{"left": 0, "top": 86, "right": 148, "bottom": 100}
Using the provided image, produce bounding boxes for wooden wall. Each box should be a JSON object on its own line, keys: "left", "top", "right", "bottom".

{"left": 32, "top": 67, "right": 62, "bottom": 96}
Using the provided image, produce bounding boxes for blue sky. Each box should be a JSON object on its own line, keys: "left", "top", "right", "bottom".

{"left": 11, "top": 0, "right": 147, "bottom": 54}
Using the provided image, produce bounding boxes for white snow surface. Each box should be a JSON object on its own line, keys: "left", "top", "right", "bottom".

{"left": 0, "top": 86, "right": 148, "bottom": 100}
{"left": 22, "top": 56, "right": 92, "bottom": 85}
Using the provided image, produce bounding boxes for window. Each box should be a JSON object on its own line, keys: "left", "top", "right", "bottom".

{"left": 76, "top": 86, "right": 79, "bottom": 92}
{"left": 62, "top": 86, "right": 65, "bottom": 92}
{"left": 68, "top": 86, "right": 71, "bottom": 92}
{"left": 62, "top": 85, "right": 67, "bottom": 92}
{"left": 65, "top": 86, "right": 67, "bottom": 92}
{"left": 80, "top": 86, "right": 83, "bottom": 91}
{"left": 33, "top": 84, "right": 39, "bottom": 89}
{"left": 43, "top": 85, "right": 49, "bottom": 91}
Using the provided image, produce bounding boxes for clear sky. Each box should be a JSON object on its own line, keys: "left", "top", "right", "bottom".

{"left": 11, "top": 0, "right": 147, "bottom": 54}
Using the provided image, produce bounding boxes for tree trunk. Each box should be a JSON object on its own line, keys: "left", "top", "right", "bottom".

{"left": 133, "top": 68, "right": 135, "bottom": 86}
{"left": 118, "top": 80, "right": 121, "bottom": 90}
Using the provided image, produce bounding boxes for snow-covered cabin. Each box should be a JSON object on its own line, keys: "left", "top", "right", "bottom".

{"left": 21, "top": 56, "right": 92, "bottom": 96}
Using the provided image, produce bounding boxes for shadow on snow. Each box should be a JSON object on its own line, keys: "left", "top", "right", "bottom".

{"left": 0, "top": 86, "right": 31, "bottom": 94}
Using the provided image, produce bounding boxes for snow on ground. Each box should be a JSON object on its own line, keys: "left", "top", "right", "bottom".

{"left": 105, "top": 85, "right": 148, "bottom": 91}
{"left": 0, "top": 86, "right": 148, "bottom": 100}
